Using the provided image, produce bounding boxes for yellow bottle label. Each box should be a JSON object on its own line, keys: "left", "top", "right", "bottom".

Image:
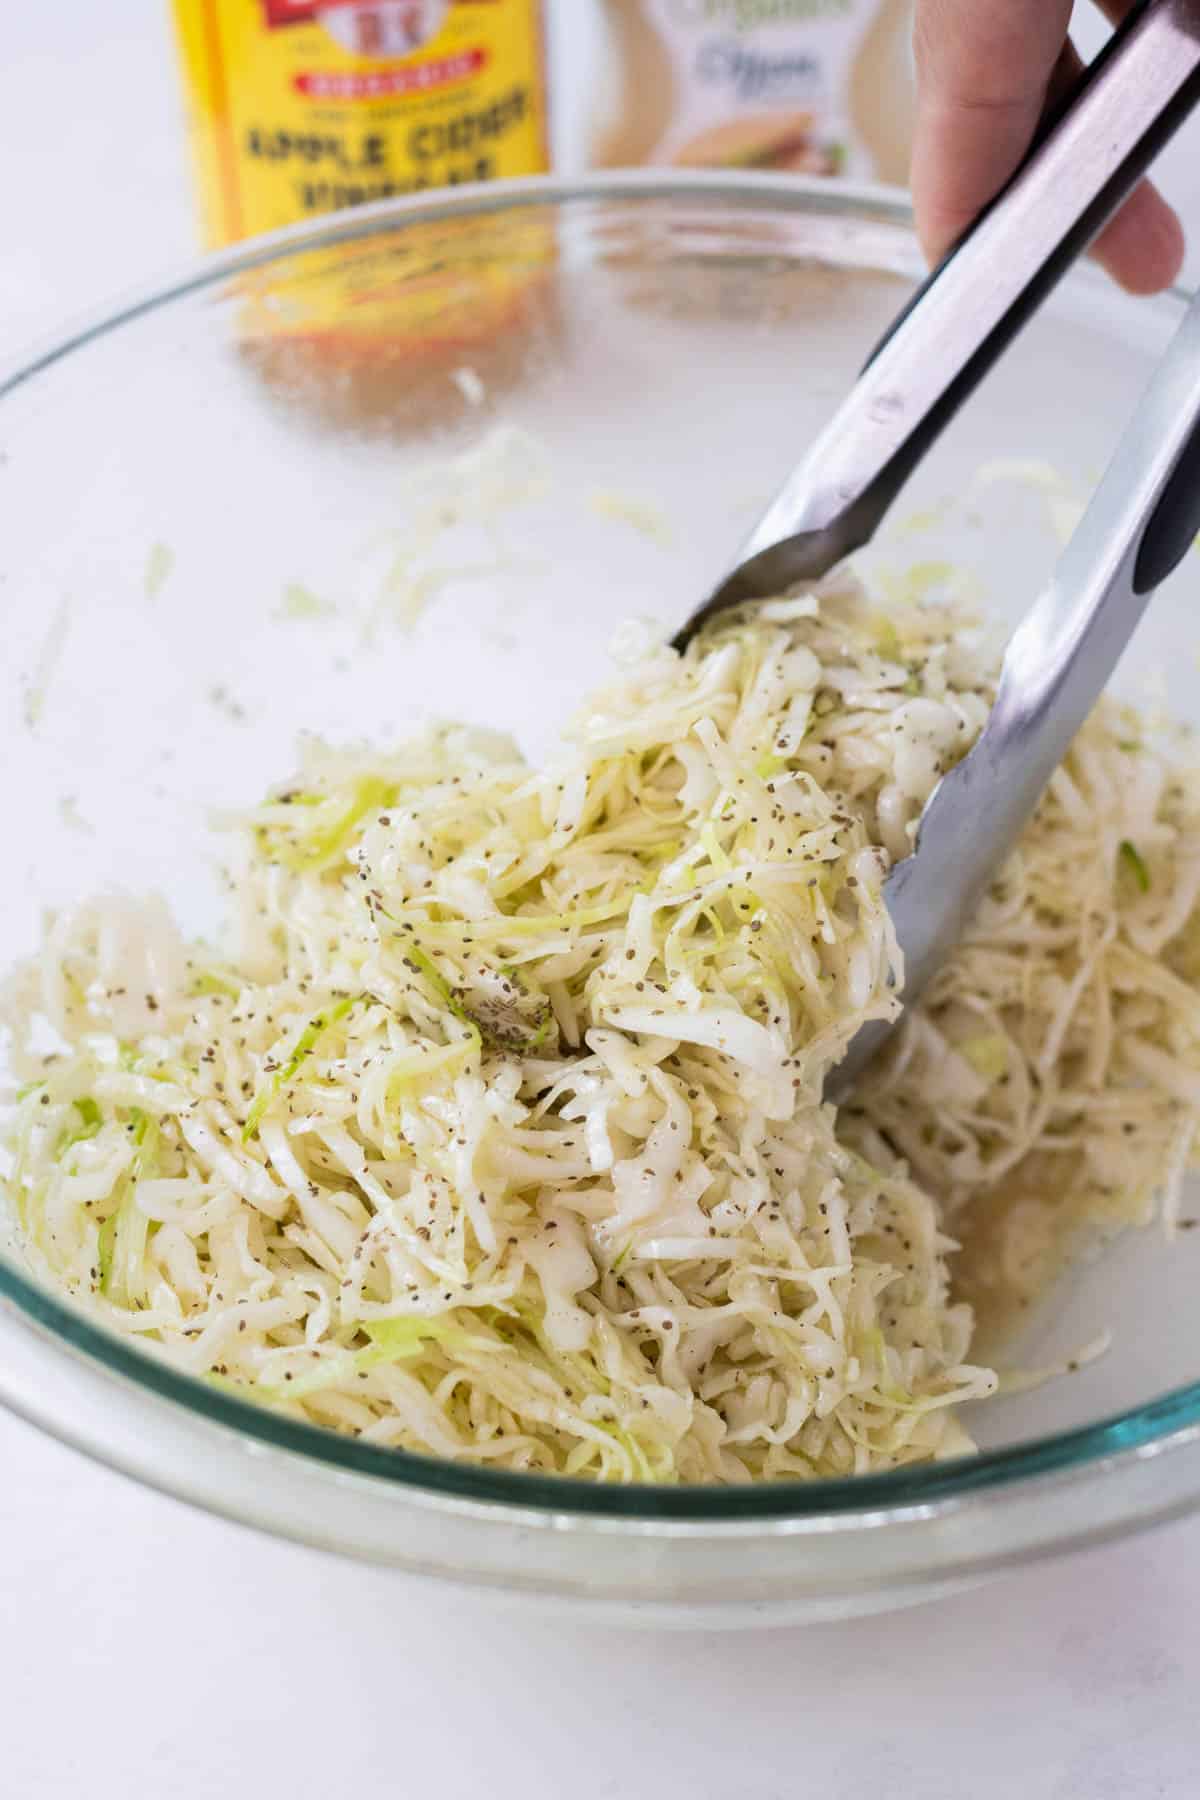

{"left": 171, "top": 0, "right": 551, "bottom": 358}
{"left": 173, "top": 0, "right": 550, "bottom": 243}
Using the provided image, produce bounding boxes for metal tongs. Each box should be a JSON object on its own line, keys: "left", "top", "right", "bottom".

{"left": 673, "top": 0, "right": 1200, "bottom": 1087}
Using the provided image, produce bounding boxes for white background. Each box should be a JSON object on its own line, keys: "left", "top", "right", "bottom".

{"left": 4, "top": 6, "right": 1200, "bottom": 1797}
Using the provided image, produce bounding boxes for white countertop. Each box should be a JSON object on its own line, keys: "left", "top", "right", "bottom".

{"left": 5, "top": 7, "right": 1200, "bottom": 1795}
{"left": 5, "top": 1406, "right": 1200, "bottom": 1799}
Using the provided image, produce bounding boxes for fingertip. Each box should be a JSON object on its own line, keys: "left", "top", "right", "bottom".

{"left": 1093, "top": 185, "right": 1185, "bottom": 296}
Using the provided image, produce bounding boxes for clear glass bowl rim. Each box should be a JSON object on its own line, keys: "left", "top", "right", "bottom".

{"left": 2, "top": 169, "right": 1198, "bottom": 1527}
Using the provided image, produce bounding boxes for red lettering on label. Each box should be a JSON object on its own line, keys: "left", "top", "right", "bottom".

{"left": 263, "top": 0, "right": 495, "bottom": 25}
{"left": 293, "top": 47, "right": 486, "bottom": 98}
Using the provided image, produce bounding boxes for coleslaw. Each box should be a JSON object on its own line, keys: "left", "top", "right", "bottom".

{"left": 4, "top": 567, "right": 1198, "bottom": 1482}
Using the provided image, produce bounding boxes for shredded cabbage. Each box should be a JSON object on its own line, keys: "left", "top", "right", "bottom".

{"left": 4, "top": 568, "right": 1199, "bottom": 1483}
{"left": 849, "top": 687, "right": 1200, "bottom": 1317}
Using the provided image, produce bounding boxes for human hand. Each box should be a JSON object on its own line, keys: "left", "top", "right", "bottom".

{"left": 910, "top": 0, "right": 1185, "bottom": 294}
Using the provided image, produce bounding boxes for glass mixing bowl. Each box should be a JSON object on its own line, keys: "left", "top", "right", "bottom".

{"left": 3, "top": 175, "right": 1200, "bottom": 1628}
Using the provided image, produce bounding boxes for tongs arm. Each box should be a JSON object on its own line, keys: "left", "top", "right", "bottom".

{"left": 833, "top": 283, "right": 1200, "bottom": 1089}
